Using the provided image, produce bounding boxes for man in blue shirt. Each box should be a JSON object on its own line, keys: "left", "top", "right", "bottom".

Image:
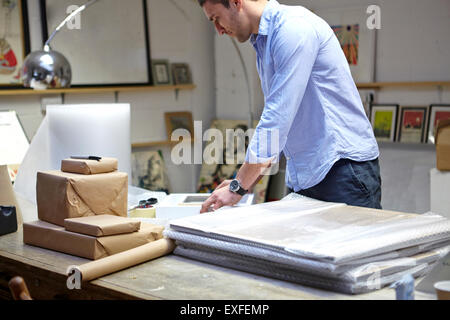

{"left": 199, "top": 0, "right": 381, "bottom": 213}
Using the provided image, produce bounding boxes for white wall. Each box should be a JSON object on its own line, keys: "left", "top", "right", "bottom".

{"left": 3, "top": 0, "right": 449, "bottom": 204}
{"left": 215, "top": 0, "right": 450, "bottom": 119}
{"left": 214, "top": 0, "right": 450, "bottom": 213}
{"left": 1, "top": 0, "right": 216, "bottom": 193}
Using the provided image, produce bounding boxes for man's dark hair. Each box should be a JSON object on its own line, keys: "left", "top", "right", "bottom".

{"left": 198, "top": 0, "right": 230, "bottom": 8}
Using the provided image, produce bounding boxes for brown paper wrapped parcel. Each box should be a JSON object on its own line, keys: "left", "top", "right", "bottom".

{"left": 64, "top": 215, "right": 141, "bottom": 237}
{"left": 36, "top": 170, "right": 128, "bottom": 226}
{"left": 23, "top": 220, "right": 164, "bottom": 260}
{"left": 61, "top": 157, "right": 118, "bottom": 175}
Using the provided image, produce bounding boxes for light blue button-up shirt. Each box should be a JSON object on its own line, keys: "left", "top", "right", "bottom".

{"left": 245, "top": 0, "right": 379, "bottom": 191}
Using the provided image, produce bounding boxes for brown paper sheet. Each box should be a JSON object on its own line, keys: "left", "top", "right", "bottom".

{"left": 61, "top": 157, "right": 118, "bottom": 175}
{"left": 0, "top": 165, "right": 22, "bottom": 226}
{"left": 37, "top": 170, "right": 128, "bottom": 226}
{"left": 72, "top": 238, "right": 175, "bottom": 281}
{"left": 23, "top": 220, "right": 164, "bottom": 260}
{"left": 64, "top": 215, "right": 141, "bottom": 236}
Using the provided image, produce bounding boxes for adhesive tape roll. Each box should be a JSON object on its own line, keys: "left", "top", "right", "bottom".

{"left": 128, "top": 207, "right": 156, "bottom": 218}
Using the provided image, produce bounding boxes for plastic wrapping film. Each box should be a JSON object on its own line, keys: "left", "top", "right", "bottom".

{"left": 168, "top": 196, "right": 450, "bottom": 264}
{"left": 173, "top": 244, "right": 442, "bottom": 294}
{"left": 165, "top": 229, "right": 450, "bottom": 276}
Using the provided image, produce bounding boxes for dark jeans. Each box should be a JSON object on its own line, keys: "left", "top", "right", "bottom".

{"left": 290, "top": 158, "right": 382, "bottom": 209}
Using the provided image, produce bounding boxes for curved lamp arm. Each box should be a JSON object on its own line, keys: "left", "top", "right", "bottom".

{"left": 44, "top": 0, "right": 99, "bottom": 51}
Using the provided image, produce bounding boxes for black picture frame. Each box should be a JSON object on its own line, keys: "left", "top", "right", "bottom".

{"left": 426, "top": 104, "right": 450, "bottom": 144}
{"left": 369, "top": 103, "right": 399, "bottom": 142}
{"left": 39, "top": 0, "right": 153, "bottom": 87}
{"left": 171, "top": 63, "right": 193, "bottom": 85}
{"left": 151, "top": 59, "right": 172, "bottom": 86}
{"left": 397, "top": 106, "right": 428, "bottom": 144}
{"left": 0, "top": 0, "right": 30, "bottom": 89}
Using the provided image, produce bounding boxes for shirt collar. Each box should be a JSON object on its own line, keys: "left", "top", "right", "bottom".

{"left": 250, "top": 0, "right": 280, "bottom": 43}
{"left": 258, "top": 0, "right": 280, "bottom": 36}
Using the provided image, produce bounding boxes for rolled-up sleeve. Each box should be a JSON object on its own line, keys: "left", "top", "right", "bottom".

{"left": 246, "top": 19, "right": 320, "bottom": 164}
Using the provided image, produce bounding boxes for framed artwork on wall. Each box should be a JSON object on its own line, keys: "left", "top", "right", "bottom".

{"left": 316, "top": 6, "right": 376, "bottom": 83}
{"left": 40, "top": 0, "right": 152, "bottom": 87}
{"left": 171, "top": 63, "right": 192, "bottom": 85}
{"left": 369, "top": 104, "right": 399, "bottom": 142}
{"left": 426, "top": 104, "right": 450, "bottom": 144}
{"left": 0, "top": 0, "right": 30, "bottom": 87}
{"left": 151, "top": 59, "right": 171, "bottom": 86}
{"left": 164, "top": 111, "right": 194, "bottom": 140}
{"left": 397, "top": 106, "right": 429, "bottom": 143}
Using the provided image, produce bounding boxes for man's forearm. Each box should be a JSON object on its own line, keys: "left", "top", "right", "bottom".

{"left": 235, "top": 161, "right": 272, "bottom": 191}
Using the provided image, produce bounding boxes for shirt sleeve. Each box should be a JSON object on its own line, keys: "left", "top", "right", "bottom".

{"left": 246, "top": 19, "right": 320, "bottom": 164}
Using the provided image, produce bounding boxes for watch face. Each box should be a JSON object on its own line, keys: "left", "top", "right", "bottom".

{"left": 230, "top": 180, "right": 239, "bottom": 192}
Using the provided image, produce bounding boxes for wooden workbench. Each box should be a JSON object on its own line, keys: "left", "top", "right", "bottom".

{"left": 0, "top": 195, "right": 437, "bottom": 300}
{"left": 0, "top": 226, "right": 439, "bottom": 300}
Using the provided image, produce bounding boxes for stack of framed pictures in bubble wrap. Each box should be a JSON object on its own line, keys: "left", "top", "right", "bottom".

{"left": 369, "top": 104, "right": 450, "bottom": 144}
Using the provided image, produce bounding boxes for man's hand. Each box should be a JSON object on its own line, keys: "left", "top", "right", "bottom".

{"left": 200, "top": 186, "right": 242, "bottom": 213}
{"left": 215, "top": 179, "right": 232, "bottom": 190}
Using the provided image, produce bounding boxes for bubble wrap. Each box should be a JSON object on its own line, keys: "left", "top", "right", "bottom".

{"left": 173, "top": 244, "right": 444, "bottom": 294}
{"left": 165, "top": 229, "right": 450, "bottom": 276}
{"left": 168, "top": 197, "right": 450, "bottom": 264}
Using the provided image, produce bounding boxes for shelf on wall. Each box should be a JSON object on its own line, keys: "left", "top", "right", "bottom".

{"left": 356, "top": 81, "right": 450, "bottom": 89}
{"left": 0, "top": 84, "right": 196, "bottom": 96}
{"left": 132, "top": 139, "right": 193, "bottom": 148}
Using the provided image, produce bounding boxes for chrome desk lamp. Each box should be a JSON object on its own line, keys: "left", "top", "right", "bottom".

{"left": 22, "top": 0, "right": 98, "bottom": 89}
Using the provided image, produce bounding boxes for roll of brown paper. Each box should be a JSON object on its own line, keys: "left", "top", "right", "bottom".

{"left": 70, "top": 238, "right": 175, "bottom": 282}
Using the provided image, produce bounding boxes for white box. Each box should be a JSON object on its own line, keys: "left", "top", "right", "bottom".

{"left": 430, "top": 168, "right": 450, "bottom": 218}
{"left": 155, "top": 193, "right": 254, "bottom": 220}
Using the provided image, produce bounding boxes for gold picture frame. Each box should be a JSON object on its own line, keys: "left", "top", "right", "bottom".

{"left": 164, "top": 111, "right": 194, "bottom": 140}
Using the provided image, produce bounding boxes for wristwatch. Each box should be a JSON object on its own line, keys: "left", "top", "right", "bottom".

{"left": 229, "top": 179, "right": 248, "bottom": 196}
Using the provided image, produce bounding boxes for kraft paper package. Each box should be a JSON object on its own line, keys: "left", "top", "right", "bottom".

{"left": 36, "top": 170, "right": 128, "bottom": 226}
{"left": 23, "top": 220, "right": 164, "bottom": 260}
{"left": 64, "top": 215, "right": 141, "bottom": 237}
{"left": 61, "top": 157, "right": 118, "bottom": 175}
{"left": 436, "top": 119, "right": 450, "bottom": 171}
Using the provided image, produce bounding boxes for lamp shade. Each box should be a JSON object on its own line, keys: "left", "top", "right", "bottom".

{"left": 22, "top": 49, "right": 72, "bottom": 89}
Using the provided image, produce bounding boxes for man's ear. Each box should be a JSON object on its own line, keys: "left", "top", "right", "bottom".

{"left": 231, "top": 0, "right": 242, "bottom": 10}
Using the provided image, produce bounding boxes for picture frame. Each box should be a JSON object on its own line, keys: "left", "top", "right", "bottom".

{"left": 40, "top": 0, "right": 152, "bottom": 87}
{"left": 0, "top": 0, "right": 30, "bottom": 87}
{"left": 197, "top": 119, "right": 270, "bottom": 204}
{"left": 396, "top": 106, "right": 429, "bottom": 143}
{"left": 369, "top": 104, "right": 399, "bottom": 142}
{"left": 151, "top": 59, "right": 171, "bottom": 86}
{"left": 317, "top": 6, "right": 376, "bottom": 83}
{"left": 131, "top": 150, "right": 170, "bottom": 193}
{"left": 426, "top": 104, "right": 450, "bottom": 144}
{"left": 164, "top": 111, "right": 194, "bottom": 140}
{"left": 171, "top": 63, "right": 192, "bottom": 85}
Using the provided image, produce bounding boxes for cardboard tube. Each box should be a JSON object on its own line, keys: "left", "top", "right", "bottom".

{"left": 73, "top": 238, "right": 175, "bottom": 281}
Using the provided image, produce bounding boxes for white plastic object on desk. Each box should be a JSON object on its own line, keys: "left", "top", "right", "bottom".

{"left": 430, "top": 168, "right": 450, "bottom": 219}
{"left": 155, "top": 193, "right": 254, "bottom": 220}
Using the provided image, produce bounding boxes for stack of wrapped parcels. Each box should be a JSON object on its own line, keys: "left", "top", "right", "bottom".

{"left": 23, "top": 157, "right": 164, "bottom": 260}
{"left": 165, "top": 195, "right": 450, "bottom": 294}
